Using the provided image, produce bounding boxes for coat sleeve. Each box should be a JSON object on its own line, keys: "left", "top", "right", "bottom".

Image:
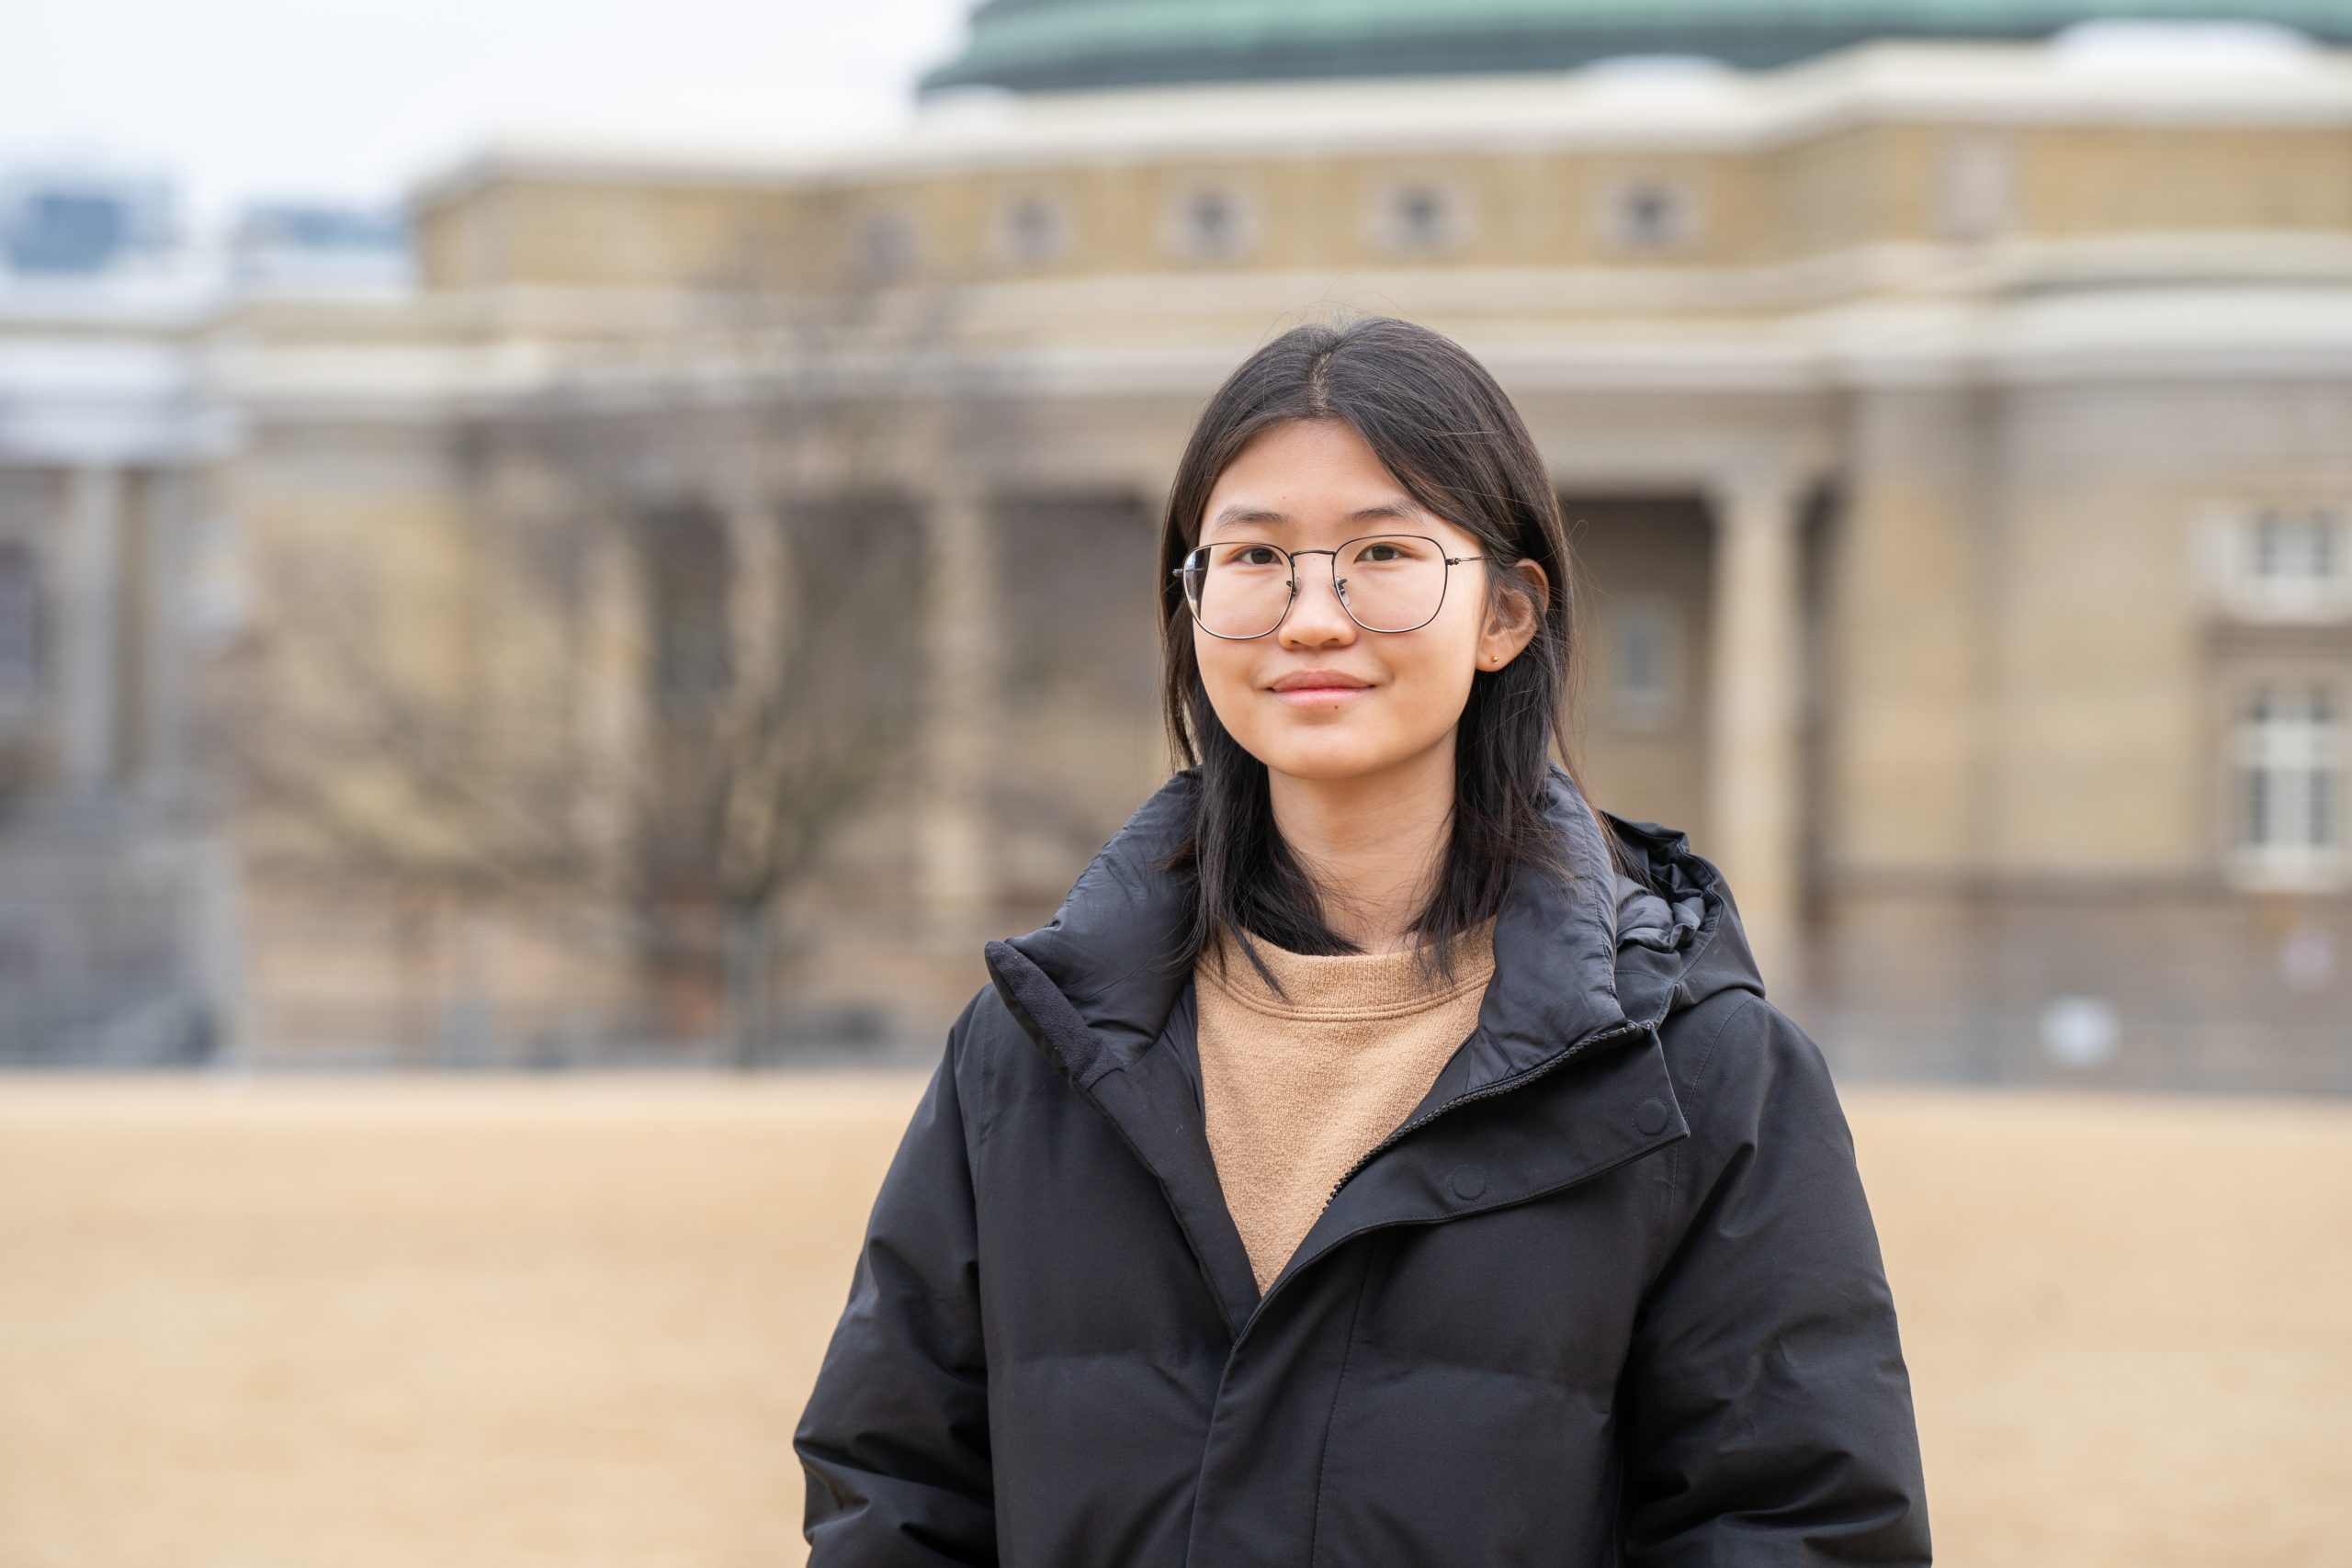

{"left": 795, "top": 996, "right": 997, "bottom": 1565}
{"left": 1616, "top": 994, "right": 1932, "bottom": 1566}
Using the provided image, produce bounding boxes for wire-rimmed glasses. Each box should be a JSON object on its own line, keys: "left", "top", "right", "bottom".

{"left": 1172, "top": 534, "right": 1487, "bottom": 639}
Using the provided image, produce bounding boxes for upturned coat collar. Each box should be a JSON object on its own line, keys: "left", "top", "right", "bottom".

{"left": 983, "top": 761, "right": 1760, "bottom": 1340}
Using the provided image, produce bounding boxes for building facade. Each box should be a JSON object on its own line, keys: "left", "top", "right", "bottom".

{"left": 3, "top": 4, "right": 2347, "bottom": 1085}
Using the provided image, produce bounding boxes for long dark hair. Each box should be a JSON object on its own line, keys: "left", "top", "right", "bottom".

{"left": 1157, "top": 312, "right": 1638, "bottom": 998}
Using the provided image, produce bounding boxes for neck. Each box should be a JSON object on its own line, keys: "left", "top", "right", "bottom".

{"left": 1265, "top": 734, "right": 1457, "bottom": 954}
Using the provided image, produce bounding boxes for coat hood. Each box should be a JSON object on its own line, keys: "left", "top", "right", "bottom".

{"left": 984, "top": 760, "right": 1764, "bottom": 1107}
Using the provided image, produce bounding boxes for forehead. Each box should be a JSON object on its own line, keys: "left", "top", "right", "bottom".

{"left": 1199, "top": 419, "right": 1441, "bottom": 537}
{"left": 1204, "top": 500, "right": 1425, "bottom": 536}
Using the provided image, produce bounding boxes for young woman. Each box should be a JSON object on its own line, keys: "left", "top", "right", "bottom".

{"left": 796, "top": 315, "right": 1931, "bottom": 1566}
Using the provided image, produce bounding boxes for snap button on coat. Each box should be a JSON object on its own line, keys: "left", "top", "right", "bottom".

{"left": 796, "top": 761, "right": 1932, "bottom": 1566}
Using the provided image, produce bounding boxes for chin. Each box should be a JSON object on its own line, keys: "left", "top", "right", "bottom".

{"left": 1250, "top": 732, "right": 1399, "bottom": 784}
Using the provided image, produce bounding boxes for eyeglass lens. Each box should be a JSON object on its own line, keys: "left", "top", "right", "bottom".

{"left": 1182, "top": 535, "right": 1455, "bottom": 637}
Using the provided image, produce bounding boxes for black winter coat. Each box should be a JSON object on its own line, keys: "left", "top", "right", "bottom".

{"left": 796, "top": 763, "right": 1932, "bottom": 1565}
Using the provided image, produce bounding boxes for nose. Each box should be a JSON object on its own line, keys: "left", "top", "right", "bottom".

{"left": 1277, "top": 556, "right": 1357, "bottom": 649}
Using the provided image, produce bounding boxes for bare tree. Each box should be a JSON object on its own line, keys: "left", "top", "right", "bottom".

{"left": 241, "top": 215, "right": 1031, "bottom": 1064}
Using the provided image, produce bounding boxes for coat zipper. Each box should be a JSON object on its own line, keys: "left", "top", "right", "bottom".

{"left": 1322, "top": 1018, "right": 1652, "bottom": 1207}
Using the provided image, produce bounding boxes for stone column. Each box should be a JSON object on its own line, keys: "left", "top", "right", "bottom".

{"left": 141, "top": 466, "right": 193, "bottom": 793}
{"left": 576, "top": 522, "right": 648, "bottom": 874}
{"left": 920, "top": 482, "right": 1001, "bottom": 938}
{"left": 60, "top": 465, "right": 125, "bottom": 791}
{"left": 1703, "top": 468, "right": 1807, "bottom": 998}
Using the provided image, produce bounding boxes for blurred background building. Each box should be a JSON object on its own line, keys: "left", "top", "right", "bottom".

{"left": 0, "top": 0, "right": 2346, "bottom": 1087}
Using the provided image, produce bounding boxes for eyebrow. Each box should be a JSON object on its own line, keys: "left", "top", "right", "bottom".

{"left": 1206, "top": 502, "right": 1421, "bottom": 533}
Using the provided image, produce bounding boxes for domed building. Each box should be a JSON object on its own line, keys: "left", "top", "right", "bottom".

{"left": 920, "top": 0, "right": 2352, "bottom": 90}
{"left": 2, "top": 1, "right": 2345, "bottom": 1082}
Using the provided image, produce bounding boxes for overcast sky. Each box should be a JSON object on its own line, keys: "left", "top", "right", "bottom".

{"left": 0, "top": 0, "right": 974, "bottom": 233}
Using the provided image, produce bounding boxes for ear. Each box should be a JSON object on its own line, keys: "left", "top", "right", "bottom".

{"left": 1477, "top": 558, "right": 1549, "bottom": 671}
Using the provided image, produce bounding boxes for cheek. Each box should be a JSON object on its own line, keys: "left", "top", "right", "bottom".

{"left": 1194, "top": 633, "right": 1253, "bottom": 722}
{"left": 1387, "top": 646, "right": 1477, "bottom": 738}
{"left": 1391, "top": 597, "right": 1481, "bottom": 684}
{"left": 1371, "top": 609, "right": 1486, "bottom": 748}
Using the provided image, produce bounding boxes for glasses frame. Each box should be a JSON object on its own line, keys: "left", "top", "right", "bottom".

{"left": 1171, "top": 533, "right": 1488, "bottom": 640}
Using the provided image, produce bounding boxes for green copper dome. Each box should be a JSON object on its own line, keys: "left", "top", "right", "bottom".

{"left": 918, "top": 0, "right": 2350, "bottom": 96}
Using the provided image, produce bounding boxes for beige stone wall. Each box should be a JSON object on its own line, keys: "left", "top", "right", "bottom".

{"left": 1558, "top": 493, "right": 1714, "bottom": 837}
{"left": 1809, "top": 373, "right": 2352, "bottom": 1081}
{"left": 1826, "top": 389, "right": 1995, "bottom": 878}
{"left": 0, "top": 465, "right": 186, "bottom": 799}
{"left": 416, "top": 120, "right": 2352, "bottom": 296}
{"left": 414, "top": 178, "right": 806, "bottom": 292}
{"left": 0, "top": 469, "right": 65, "bottom": 795}
{"left": 2020, "top": 126, "right": 2352, "bottom": 235}
{"left": 1987, "top": 382, "right": 2352, "bottom": 874}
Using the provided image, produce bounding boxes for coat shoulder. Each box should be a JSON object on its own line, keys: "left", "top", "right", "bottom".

{"left": 1652, "top": 987, "right": 1763, "bottom": 1093}
{"left": 953, "top": 978, "right": 1039, "bottom": 1072}
{"left": 943, "top": 976, "right": 1067, "bottom": 1125}
{"left": 1651, "top": 987, "right": 1848, "bottom": 1144}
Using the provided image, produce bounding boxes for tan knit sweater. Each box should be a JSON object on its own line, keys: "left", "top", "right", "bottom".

{"left": 1194, "top": 915, "right": 1498, "bottom": 1294}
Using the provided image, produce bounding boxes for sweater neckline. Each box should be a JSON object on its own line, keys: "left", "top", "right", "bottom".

{"left": 1198, "top": 915, "right": 1498, "bottom": 1023}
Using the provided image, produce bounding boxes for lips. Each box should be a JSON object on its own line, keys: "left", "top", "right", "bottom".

{"left": 1269, "top": 671, "right": 1374, "bottom": 708}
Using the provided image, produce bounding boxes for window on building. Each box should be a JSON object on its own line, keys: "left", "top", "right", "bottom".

{"left": 1377, "top": 181, "right": 1463, "bottom": 257}
{"left": 2213, "top": 502, "right": 2352, "bottom": 619}
{"left": 1937, "top": 133, "right": 2014, "bottom": 242}
{"left": 857, "top": 209, "right": 919, "bottom": 284}
{"left": 640, "top": 507, "right": 734, "bottom": 710}
{"left": 2251, "top": 506, "right": 2343, "bottom": 588}
{"left": 0, "top": 539, "right": 39, "bottom": 721}
{"left": 1599, "top": 176, "right": 1696, "bottom": 254}
{"left": 1168, "top": 186, "right": 1250, "bottom": 262}
{"left": 998, "top": 193, "right": 1068, "bottom": 268}
{"left": 1605, "top": 595, "right": 1683, "bottom": 730}
{"left": 2231, "top": 681, "right": 2346, "bottom": 879}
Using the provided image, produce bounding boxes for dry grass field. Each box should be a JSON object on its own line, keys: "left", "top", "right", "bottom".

{"left": 0, "top": 1071, "right": 2346, "bottom": 1568}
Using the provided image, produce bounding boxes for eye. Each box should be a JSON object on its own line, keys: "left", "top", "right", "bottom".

{"left": 1236, "top": 546, "right": 1283, "bottom": 567}
{"left": 1362, "top": 542, "right": 1402, "bottom": 562}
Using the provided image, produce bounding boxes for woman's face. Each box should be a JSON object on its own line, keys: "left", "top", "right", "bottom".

{"left": 1191, "top": 417, "right": 1542, "bottom": 785}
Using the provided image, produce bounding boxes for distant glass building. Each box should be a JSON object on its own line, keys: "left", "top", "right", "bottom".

{"left": 232, "top": 201, "right": 413, "bottom": 288}
{"left": 0, "top": 169, "right": 175, "bottom": 277}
